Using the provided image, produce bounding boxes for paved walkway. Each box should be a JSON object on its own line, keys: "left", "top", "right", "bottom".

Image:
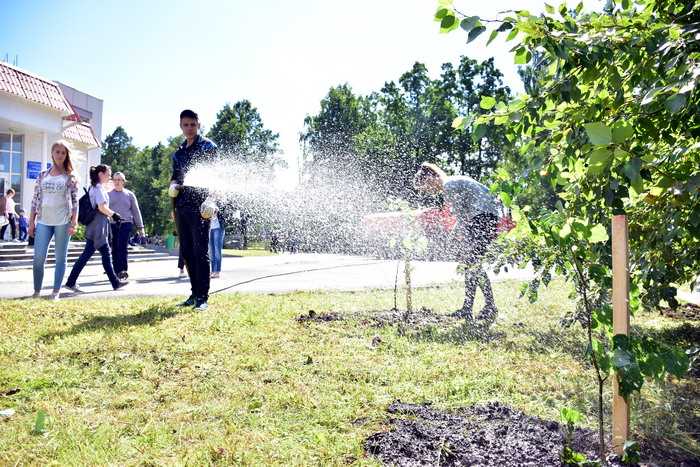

{"left": 0, "top": 253, "right": 534, "bottom": 300}
{"left": 3, "top": 253, "right": 698, "bottom": 305}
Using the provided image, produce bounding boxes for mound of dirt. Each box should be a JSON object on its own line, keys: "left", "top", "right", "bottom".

{"left": 661, "top": 303, "right": 700, "bottom": 321}
{"left": 365, "top": 401, "right": 613, "bottom": 466}
{"left": 296, "top": 309, "right": 343, "bottom": 323}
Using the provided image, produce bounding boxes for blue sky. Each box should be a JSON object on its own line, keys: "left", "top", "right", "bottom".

{"left": 2, "top": 0, "right": 599, "bottom": 185}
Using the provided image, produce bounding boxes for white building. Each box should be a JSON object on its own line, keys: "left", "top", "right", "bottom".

{"left": 0, "top": 62, "right": 101, "bottom": 216}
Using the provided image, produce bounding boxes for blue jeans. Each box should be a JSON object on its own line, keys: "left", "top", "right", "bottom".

{"left": 65, "top": 239, "right": 120, "bottom": 289}
{"left": 110, "top": 222, "right": 133, "bottom": 273}
{"left": 33, "top": 222, "right": 71, "bottom": 292}
{"left": 209, "top": 227, "right": 224, "bottom": 273}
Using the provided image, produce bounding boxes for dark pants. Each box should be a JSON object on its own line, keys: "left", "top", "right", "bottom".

{"left": 1, "top": 213, "right": 16, "bottom": 240}
{"left": 65, "top": 239, "right": 120, "bottom": 289}
{"left": 111, "top": 222, "right": 133, "bottom": 273}
{"left": 452, "top": 213, "right": 499, "bottom": 317}
{"left": 176, "top": 208, "right": 210, "bottom": 300}
{"left": 19, "top": 226, "right": 27, "bottom": 241}
{"left": 177, "top": 245, "right": 185, "bottom": 270}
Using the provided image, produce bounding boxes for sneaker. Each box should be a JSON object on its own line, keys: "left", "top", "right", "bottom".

{"left": 117, "top": 271, "right": 129, "bottom": 280}
{"left": 113, "top": 280, "right": 129, "bottom": 291}
{"left": 65, "top": 285, "right": 84, "bottom": 294}
{"left": 178, "top": 269, "right": 185, "bottom": 277}
{"left": 32, "top": 291, "right": 41, "bottom": 299}
{"left": 476, "top": 306, "right": 497, "bottom": 325}
{"left": 210, "top": 272, "right": 220, "bottom": 279}
{"left": 450, "top": 308, "right": 474, "bottom": 321}
{"left": 50, "top": 291, "right": 61, "bottom": 301}
{"left": 177, "top": 295, "right": 196, "bottom": 307}
{"left": 194, "top": 298, "right": 209, "bottom": 311}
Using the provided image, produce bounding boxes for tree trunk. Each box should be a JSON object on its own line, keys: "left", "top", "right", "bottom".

{"left": 404, "top": 258, "right": 412, "bottom": 314}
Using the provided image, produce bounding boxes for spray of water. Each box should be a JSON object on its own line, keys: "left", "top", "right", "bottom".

{"left": 182, "top": 150, "right": 509, "bottom": 328}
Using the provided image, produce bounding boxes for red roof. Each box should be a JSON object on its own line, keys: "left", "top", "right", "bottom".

{"left": 62, "top": 122, "right": 101, "bottom": 149}
{"left": 0, "top": 62, "right": 74, "bottom": 115}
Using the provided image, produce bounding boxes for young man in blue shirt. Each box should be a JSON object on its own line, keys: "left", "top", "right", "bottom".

{"left": 169, "top": 109, "right": 218, "bottom": 311}
{"left": 414, "top": 162, "right": 500, "bottom": 325}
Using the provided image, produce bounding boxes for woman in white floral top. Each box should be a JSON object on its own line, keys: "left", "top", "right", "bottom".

{"left": 29, "top": 141, "right": 79, "bottom": 300}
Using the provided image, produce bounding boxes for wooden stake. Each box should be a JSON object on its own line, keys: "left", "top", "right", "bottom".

{"left": 612, "top": 215, "right": 630, "bottom": 454}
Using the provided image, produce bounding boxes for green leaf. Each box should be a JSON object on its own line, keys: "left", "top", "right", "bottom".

{"left": 486, "top": 29, "right": 499, "bottom": 46}
{"left": 452, "top": 116, "right": 467, "bottom": 130}
{"left": 639, "top": 353, "right": 664, "bottom": 380}
{"left": 612, "top": 124, "right": 634, "bottom": 144}
{"left": 584, "top": 122, "right": 612, "bottom": 146}
{"left": 560, "top": 407, "right": 582, "bottom": 425}
{"left": 545, "top": 3, "right": 555, "bottom": 14}
{"left": 460, "top": 16, "right": 480, "bottom": 33}
{"left": 472, "top": 124, "right": 487, "bottom": 141}
{"left": 467, "top": 25, "right": 487, "bottom": 43}
{"left": 440, "top": 14, "right": 458, "bottom": 32}
{"left": 33, "top": 410, "right": 47, "bottom": 435}
{"left": 497, "top": 22, "right": 513, "bottom": 32}
{"left": 499, "top": 191, "right": 512, "bottom": 207}
{"left": 558, "top": 221, "right": 572, "bottom": 239}
{"left": 665, "top": 94, "right": 687, "bottom": 113}
{"left": 434, "top": 8, "right": 450, "bottom": 20}
{"left": 588, "top": 148, "right": 612, "bottom": 175}
{"left": 514, "top": 48, "right": 529, "bottom": 65}
{"left": 613, "top": 348, "right": 634, "bottom": 370}
{"left": 480, "top": 96, "right": 496, "bottom": 110}
{"left": 592, "top": 338, "right": 612, "bottom": 374}
{"left": 662, "top": 349, "right": 690, "bottom": 378}
{"left": 589, "top": 224, "right": 608, "bottom": 243}
{"left": 623, "top": 158, "right": 644, "bottom": 194}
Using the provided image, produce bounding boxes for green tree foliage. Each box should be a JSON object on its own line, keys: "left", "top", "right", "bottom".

{"left": 436, "top": 0, "right": 697, "bottom": 456}
{"left": 301, "top": 59, "right": 511, "bottom": 197}
{"left": 101, "top": 126, "right": 139, "bottom": 172}
{"left": 207, "top": 100, "right": 284, "bottom": 174}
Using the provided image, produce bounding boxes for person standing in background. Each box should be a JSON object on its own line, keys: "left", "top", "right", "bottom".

{"left": 0, "top": 188, "right": 18, "bottom": 242}
{"left": 65, "top": 165, "right": 126, "bottom": 293}
{"left": 17, "top": 209, "right": 28, "bottom": 241}
{"left": 108, "top": 172, "right": 145, "bottom": 280}
{"left": 208, "top": 203, "right": 227, "bottom": 279}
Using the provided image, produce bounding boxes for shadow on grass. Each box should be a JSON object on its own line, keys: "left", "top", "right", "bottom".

{"left": 39, "top": 304, "right": 186, "bottom": 341}
{"left": 635, "top": 371, "right": 700, "bottom": 464}
{"left": 408, "top": 319, "right": 506, "bottom": 345}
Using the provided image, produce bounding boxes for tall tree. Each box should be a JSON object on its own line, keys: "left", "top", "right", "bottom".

{"left": 101, "top": 126, "right": 138, "bottom": 172}
{"left": 208, "top": 100, "right": 284, "bottom": 173}
{"left": 301, "top": 84, "right": 373, "bottom": 176}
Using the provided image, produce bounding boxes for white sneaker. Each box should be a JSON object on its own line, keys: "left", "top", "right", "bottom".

{"left": 65, "top": 285, "right": 83, "bottom": 294}
{"left": 50, "top": 291, "right": 60, "bottom": 301}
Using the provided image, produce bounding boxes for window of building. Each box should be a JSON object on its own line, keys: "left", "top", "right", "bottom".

{"left": 0, "top": 133, "right": 24, "bottom": 206}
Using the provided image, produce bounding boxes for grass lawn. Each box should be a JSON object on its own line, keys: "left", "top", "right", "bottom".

{"left": 223, "top": 241, "right": 276, "bottom": 257}
{"left": 1, "top": 280, "right": 697, "bottom": 465}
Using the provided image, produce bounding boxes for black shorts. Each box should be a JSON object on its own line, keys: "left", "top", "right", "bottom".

{"left": 449, "top": 213, "right": 498, "bottom": 263}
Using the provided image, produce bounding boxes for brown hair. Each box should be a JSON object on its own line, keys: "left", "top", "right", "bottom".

{"left": 5, "top": 188, "right": 15, "bottom": 195}
{"left": 414, "top": 162, "right": 447, "bottom": 187}
{"left": 50, "top": 140, "right": 74, "bottom": 174}
{"left": 89, "top": 164, "right": 111, "bottom": 187}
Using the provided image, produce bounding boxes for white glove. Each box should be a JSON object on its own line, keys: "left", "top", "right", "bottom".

{"left": 168, "top": 182, "right": 181, "bottom": 198}
{"left": 200, "top": 196, "right": 218, "bottom": 219}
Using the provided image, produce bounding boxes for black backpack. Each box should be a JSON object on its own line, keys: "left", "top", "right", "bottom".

{"left": 77, "top": 187, "right": 97, "bottom": 226}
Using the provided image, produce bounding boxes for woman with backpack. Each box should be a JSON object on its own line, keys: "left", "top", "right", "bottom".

{"left": 29, "top": 141, "right": 79, "bottom": 300}
{"left": 64, "top": 164, "right": 126, "bottom": 293}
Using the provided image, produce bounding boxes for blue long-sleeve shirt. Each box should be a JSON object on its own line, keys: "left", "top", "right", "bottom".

{"left": 171, "top": 135, "right": 217, "bottom": 210}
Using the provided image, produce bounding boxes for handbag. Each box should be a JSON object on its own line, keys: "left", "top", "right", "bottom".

{"left": 0, "top": 215, "right": 7, "bottom": 227}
